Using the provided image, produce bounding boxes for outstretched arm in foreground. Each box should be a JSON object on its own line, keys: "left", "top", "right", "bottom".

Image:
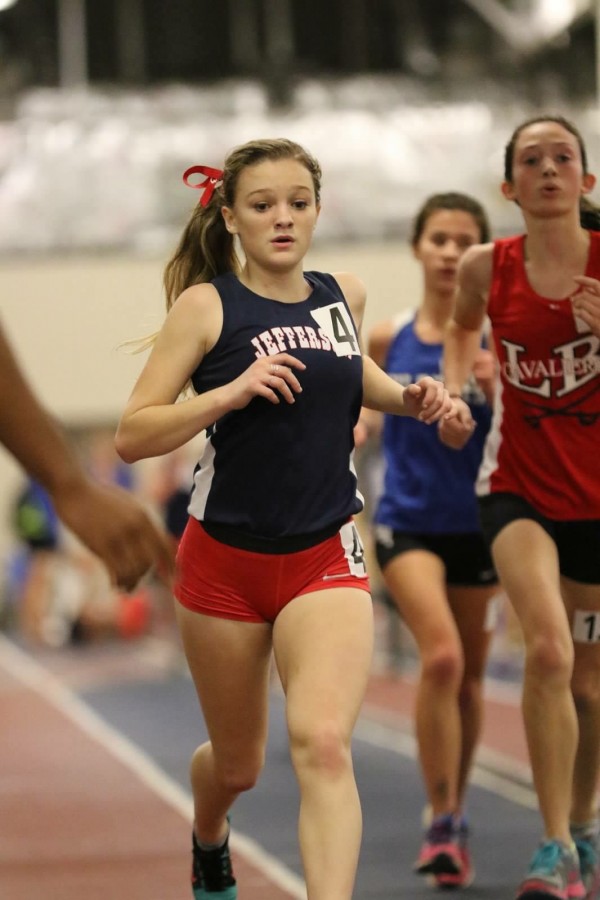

{"left": 0, "top": 323, "right": 175, "bottom": 591}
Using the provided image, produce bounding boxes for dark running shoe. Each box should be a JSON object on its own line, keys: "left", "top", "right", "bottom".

{"left": 434, "top": 815, "right": 475, "bottom": 890}
{"left": 414, "top": 813, "right": 462, "bottom": 876}
{"left": 191, "top": 826, "right": 237, "bottom": 899}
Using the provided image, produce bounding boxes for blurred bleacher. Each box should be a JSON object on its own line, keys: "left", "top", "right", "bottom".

{"left": 1, "top": 76, "right": 600, "bottom": 254}
{"left": 0, "top": 0, "right": 598, "bottom": 253}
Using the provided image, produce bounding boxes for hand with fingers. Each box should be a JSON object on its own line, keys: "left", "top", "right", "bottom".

{"left": 438, "top": 396, "right": 477, "bottom": 450}
{"left": 52, "top": 479, "right": 176, "bottom": 592}
{"left": 228, "top": 353, "right": 306, "bottom": 409}
{"left": 402, "top": 376, "right": 455, "bottom": 425}
{"left": 572, "top": 275, "right": 600, "bottom": 337}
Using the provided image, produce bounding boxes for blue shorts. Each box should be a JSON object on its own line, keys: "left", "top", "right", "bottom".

{"left": 374, "top": 527, "right": 498, "bottom": 587}
{"left": 479, "top": 492, "right": 600, "bottom": 585}
{"left": 175, "top": 517, "right": 371, "bottom": 623}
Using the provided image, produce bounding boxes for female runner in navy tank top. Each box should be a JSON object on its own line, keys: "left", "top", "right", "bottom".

{"left": 442, "top": 115, "right": 600, "bottom": 900}
{"left": 115, "top": 138, "right": 464, "bottom": 900}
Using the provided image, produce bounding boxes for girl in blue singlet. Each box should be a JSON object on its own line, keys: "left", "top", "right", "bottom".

{"left": 115, "top": 139, "right": 464, "bottom": 900}
{"left": 365, "top": 193, "right": 498, "bottom": 889}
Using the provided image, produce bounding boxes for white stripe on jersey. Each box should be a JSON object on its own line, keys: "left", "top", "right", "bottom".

{"left": 189, "top": 437, "right": 216, "bottom": 521}
{"left": 476, "top": 378, "right": 503, "bottom": 498}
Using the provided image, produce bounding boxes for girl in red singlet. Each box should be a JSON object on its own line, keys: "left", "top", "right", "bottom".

{"left": 441, "top": 115, "right": 600, "bottom": 900}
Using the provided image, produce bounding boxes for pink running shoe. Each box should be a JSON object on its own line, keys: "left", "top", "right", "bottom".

{"left": 414, "top": 813, "right": 462, "bottom": 877}
{"left": 434, "top": 818, "right": 474, "bottom": 890}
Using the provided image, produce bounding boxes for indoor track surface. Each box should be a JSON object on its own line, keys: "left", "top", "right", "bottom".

{"left": 1, "top": 628, "right": 538, "bottom": 900}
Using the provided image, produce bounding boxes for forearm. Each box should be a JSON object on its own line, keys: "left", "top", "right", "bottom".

{"left": 115, "top": 384, "right": 234, "bottom": 462}
{"left": 443, "top": 321, "right": 484, "bottom": 396}
{"left": 361, "top": 354, "right": 406, "bottom": 414}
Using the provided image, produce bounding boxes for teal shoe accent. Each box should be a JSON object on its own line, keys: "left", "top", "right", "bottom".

{"left": 192, "top": 886, "right": 237, "bottom": 900}
{"left": 516, "top": 840, "right": 585, "bottom": 900}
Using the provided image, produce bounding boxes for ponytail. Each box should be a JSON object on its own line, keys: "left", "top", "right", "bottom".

{"left": 163, "top": 192, "right": 239, "bottom": 314}
{"left": 580, "top": 197, "right": 600, "bottom": 231}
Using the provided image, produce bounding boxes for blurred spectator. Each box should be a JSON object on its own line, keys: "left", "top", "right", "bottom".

{"left": 84, "top": 426, "right": 136, "bottom": 491}
{"left": 8, "top": 476, "right": 153, "bottom": 647}
{"left": 146, "top": 446, "right": 195, "bottom": 546}
{"left": 11, "top": 477, "right": 61, "bottom": 642}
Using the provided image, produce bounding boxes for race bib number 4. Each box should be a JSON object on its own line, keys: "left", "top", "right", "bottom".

{"left": 311, "top": 303, "right": 361, "bottom": 357}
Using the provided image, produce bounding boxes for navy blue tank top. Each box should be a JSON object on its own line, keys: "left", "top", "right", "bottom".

{"left": 188, "top": 271, "right": 364, "bottom": 546}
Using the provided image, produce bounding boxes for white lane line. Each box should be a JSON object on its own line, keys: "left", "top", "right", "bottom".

{"left": 0, "top": 634, "right": 307, "bottom": 900}
{"left": 353, "top": 718, "right": 537, "bottom": 810}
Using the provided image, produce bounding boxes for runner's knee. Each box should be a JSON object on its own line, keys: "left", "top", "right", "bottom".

{"left": 571, "top": 667, "right": 600, "bottom": 713}
{"left": 421, "top": 643, "right": 464, "bottom": 689}
{"left": 288, "top": 720, "right": 352, "bottom": 780}
{"left": 526, "top": 633, "right": 573, "bottom": 683}
{"left": 192, "top": 744, "right": 265, "bottom": 794}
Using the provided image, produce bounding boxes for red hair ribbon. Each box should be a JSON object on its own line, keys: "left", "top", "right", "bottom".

{"left": 183, "top": 165, "right": 224, "bottom": 207}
